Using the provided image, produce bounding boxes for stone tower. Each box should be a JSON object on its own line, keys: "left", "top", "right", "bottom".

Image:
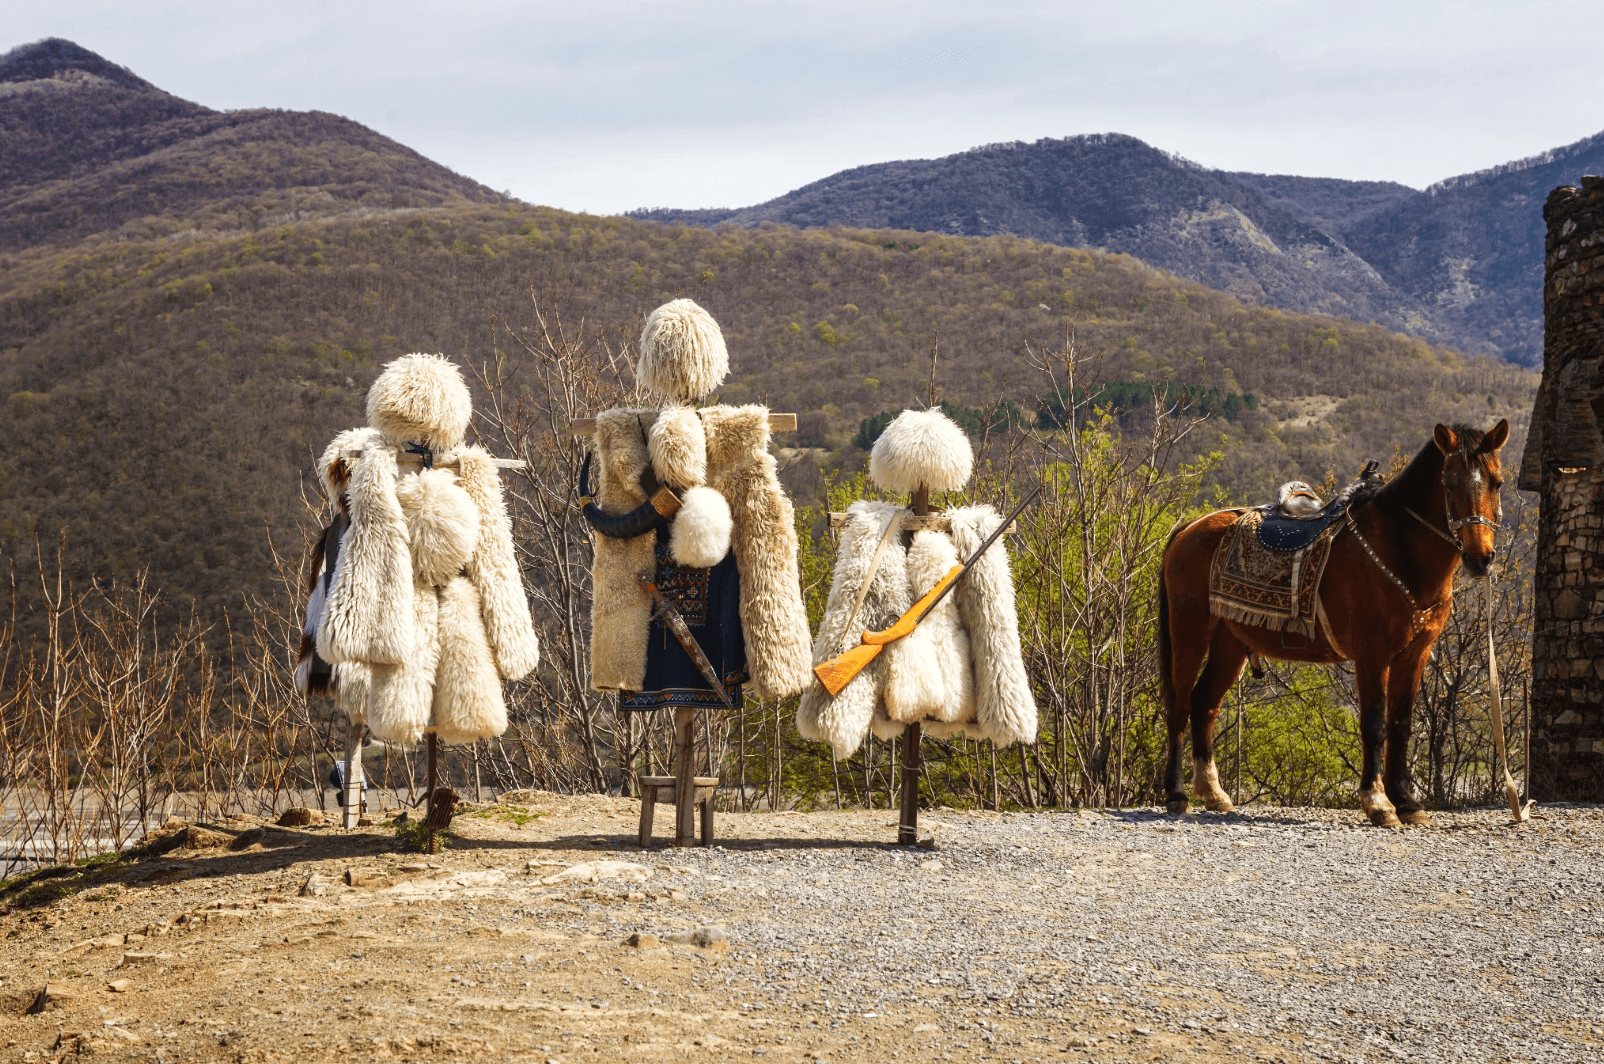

{"left": 1521, "top": 179, "right": 1604, "bottom": 800}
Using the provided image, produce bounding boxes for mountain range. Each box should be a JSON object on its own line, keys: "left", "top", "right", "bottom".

{"left": 632, "top": 130, "right": 1604, "bottom": 367}
{"left": 0, "top": 38, "right": 1536, "bottom": 622}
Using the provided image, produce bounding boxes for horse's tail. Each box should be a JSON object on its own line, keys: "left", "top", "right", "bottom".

{"left": 1157, "top": 519, "right": 1189, "bottom": 718}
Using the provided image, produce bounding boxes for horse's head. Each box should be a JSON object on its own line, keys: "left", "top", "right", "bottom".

{"left": 1432, "top": 419, "right": 1509, "bottom": 578}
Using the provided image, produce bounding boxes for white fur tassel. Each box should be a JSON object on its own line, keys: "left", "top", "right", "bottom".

{"left": 671, "top": 486, "right": 734, "bottom": 568}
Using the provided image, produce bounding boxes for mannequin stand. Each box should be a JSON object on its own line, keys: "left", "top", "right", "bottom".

{"left": 636, "top": 707, "right": 718, "bottom": 847}
{"left": 341, "top": 722, "right": 366, "bottom": 830}
{"left": 898, "top": 485, "right": 931, "bottom": 846}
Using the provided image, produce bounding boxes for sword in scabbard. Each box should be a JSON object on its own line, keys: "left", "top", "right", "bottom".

{"left": 637, "top": 573, "right": 738, "bottom": 712}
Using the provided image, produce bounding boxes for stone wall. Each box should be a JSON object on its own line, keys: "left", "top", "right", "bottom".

{"left": 1525, "top": 180, "right": 1604, "bottom": 800}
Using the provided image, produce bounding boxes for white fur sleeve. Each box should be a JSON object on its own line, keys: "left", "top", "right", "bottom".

{"left": 947, "top": 505, "right": 1038, "bottom": 746}
{"left": 317, "top": 446, "right": 415, "bottom": 665}
{"left": 796, "top": 501, "right": 907, "bottom": 759}
{"left": 458, "top": 448, "right": 541, "bottom": 681}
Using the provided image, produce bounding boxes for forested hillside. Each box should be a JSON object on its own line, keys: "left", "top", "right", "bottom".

{"left": 0, "top": 38, "right": 506, "bottom": 253}
{"left": 0, "top": 39, "right": 1536, "bottom": 626}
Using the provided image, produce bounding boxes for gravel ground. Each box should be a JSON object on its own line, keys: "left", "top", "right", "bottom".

{"left": 1, "top": 797, "right": 1599, "bottom": 1063}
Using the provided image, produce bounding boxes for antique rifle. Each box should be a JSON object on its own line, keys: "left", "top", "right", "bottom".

{"left": 813, "top": 487, "right": 1039, "bottom": 696}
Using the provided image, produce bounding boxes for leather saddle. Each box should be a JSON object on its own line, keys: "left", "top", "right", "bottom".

{"left": 1255, "top": 460, "right": 1384, "bottom": 552}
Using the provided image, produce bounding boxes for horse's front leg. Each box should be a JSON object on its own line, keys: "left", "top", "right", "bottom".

{"left": 1384, "top": 639, "right": 1433, "bottom": 826}
{"left": 1355, "top": 660, "right": 1400, "bottom": 827}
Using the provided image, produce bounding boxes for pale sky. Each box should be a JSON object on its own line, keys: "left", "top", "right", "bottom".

{"left": 8, "top": 0, "right": 1604, "bottom": 215}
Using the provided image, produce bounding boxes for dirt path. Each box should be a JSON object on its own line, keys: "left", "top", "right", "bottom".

{"left": 1, "top": 795, "right": 1599, "bottom": 1063}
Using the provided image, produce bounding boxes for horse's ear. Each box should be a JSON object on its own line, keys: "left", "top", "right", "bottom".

{"left": 1433, "top": 424, "right": 1459, "bottom": 454}
{"left": 1481, "top": 418, "right": 1510, "bottom": 453}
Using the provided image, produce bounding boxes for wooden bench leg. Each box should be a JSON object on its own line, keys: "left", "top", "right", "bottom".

{"left": 700, "top": 791, "right": 715, "bottom": 846}
{"left": 638, "top": 784, "right": 656, "bottom": 848}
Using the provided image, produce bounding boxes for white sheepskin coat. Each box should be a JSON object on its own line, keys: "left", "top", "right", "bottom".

{"left": 588, "top": 404, "right": 812, "bottom": 700}
{"left": 796, "top": 501, "right": 1036, "bottom": 757}
{"left": 314, "top": 430, "right": 539, "bottom": 747}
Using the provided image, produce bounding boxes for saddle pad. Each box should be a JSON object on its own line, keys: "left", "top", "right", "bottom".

{"left": 1256, "top": 508, "right": 1339, "bottom": 551}
{"left": 1209, "top": 509, "right": 1339, "bottom": 636}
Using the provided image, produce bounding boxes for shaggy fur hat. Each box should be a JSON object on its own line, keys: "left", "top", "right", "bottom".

{"left": 637, "top": 299, "right": 729, "bottom": 403}
{"left": 367, "top": 353, "right": 473, "bottom": 451}
{"left": 870, "top": 408, "right": 974, "bottom": 494}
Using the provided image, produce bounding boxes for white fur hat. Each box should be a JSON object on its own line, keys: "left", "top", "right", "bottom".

{"left": 637, "top": 299, "right": 729, "bottom": 402}
{"left": 367, "top": 353, "right": 473, "bottom": 451}
{"left": 870, "top": 408, "right": 974, "bottom": 494}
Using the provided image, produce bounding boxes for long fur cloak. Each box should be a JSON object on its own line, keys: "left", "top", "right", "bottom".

{"left": 796, "top": 501, "right": 1036, "bottom": 757}
{"left": 312, "top": 356, "right": 539, "bottom": 746}
{"left": 588, "top": 404, "right": 812, "bottom": 700}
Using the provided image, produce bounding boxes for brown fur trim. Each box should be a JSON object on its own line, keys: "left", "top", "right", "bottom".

{"left": 703, "top": 405, "right": 812, "bottom": 700}
{"left": 589, "top": 409, "right": 657, "bottom": 691}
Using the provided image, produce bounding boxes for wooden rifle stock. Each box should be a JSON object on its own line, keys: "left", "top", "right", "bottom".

{"left": 810, "top": 485, "right": 1040, "bottom": 699}
{"left": 813, "top": 565, "right": 961, "bottom": 696}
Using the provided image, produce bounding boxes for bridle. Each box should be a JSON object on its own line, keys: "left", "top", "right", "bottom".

{"left": 1350, "top": 452, "right": 1501, "bottom": 631}
{"left": 1402, "top": 456, "right": 1502, "bottom": 555}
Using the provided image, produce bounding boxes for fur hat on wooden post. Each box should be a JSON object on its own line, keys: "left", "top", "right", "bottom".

{"left": 637, "top": 299, "right": 729, "bottom": 403}
{"left": 366, "top": 353, "right": 473, "bottom": 452}
{"left": 870, "top": 408, "right": 974, "bottom": 494}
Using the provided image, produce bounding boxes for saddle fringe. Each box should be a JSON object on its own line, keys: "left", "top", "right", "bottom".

{"left": 1207, "top": 595, "right": 1318, "bottom": 639}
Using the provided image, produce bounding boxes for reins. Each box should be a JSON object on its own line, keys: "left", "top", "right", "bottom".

{"left": 1483, "top": 576, "right": 1534, "bottom": 824}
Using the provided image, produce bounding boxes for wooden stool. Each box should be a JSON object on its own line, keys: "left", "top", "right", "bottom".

{"left": 637, "top": 775, "right": 718, "bottom": 847}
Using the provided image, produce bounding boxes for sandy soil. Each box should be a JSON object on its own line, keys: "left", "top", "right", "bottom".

{"left": 0, "top": 795, "right": 1598, "bottom": 1063}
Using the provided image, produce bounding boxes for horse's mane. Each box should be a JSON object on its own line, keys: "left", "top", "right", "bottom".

{"left": 1363, "top": 423, "right": 1492, "bottom": 512}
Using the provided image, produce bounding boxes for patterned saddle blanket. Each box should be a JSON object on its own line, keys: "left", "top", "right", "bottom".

{"left": 1209, "top": 509, "right": 1339, "bottom": 637}
{"left": 1208, "top": 462, "right": 1385, "bottom": 637}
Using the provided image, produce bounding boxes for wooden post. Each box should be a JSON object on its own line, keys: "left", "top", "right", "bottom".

{"left": 899, "top": 484, "right": 931, "bottom": 846}
{"left": 673, "top": 706, "right": 697, "bottom": 847}
{"left": 341, "top": 721, "right": 365, "bottom": 830}
{"left": 426, "top": 732, "right": 439, "bottom": 855}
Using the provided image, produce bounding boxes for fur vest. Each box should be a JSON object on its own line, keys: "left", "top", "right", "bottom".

{"left": 314, "top": 428, "right": 540, "bottom": 745}
{"left": 796, "top": 501, "right": 1037, "bottom": 757}
{"left": 589, "top": 404, "right": 811, "bottom": 699}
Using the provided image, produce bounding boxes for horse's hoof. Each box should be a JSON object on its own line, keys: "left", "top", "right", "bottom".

{"left": 1367, "top": 809, "right": 1403, "bottom": 828}
{"left": 1397, "top": 809, "right": 1431, "bottom": 826}
{"left": 1205, "top": 799, "right": 1236, "bottom": 814}
{"left": 1165, "top": 798, "right": 1190, "bottom": 815}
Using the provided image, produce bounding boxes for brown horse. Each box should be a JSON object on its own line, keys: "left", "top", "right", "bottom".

{"left": 1158, "top": 420, "right": 1509, "bottom": 826}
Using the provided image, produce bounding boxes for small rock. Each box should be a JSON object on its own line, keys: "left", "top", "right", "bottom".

{"left": 183, "top": 826, "right": 232, "bottom": 849}
{"left": 119, "top": 952, "right": 172, "bottom": 967}
{"left": 356, "top": 817, "right": 374, "bottom": 827}
{"left": 625, "top": 933, "right": 660, "bottom": 948}
{"left": 27, "top": 982, "right": 76, "bottom": 1014}
{"left": 397, "top": 862, "right": 429, "bottom": 873}
{"left": 536, "top": 860, "right": 652, "bottom": 885}
{"left": 345, "top": 869, "right": 388, "bottom": 888}
{"left": 279, "top": 807, "right": 322, "bottom": 827}
{"left": 918, "top": 860, "right": 944, "bottom": 873}
{"left": 664, "top": 925, "right": 729, "bottom": 951}
{"left": 301, "top": 873, "right": 333, "bottom": 897}
{"left": 1133, "top": 1026, "right": 1153, "bottom": 1036}
{"left": 229, "top": 826, "right": 268, "bottom": 850}
{"left": 626, "top": 891, "right": 646, "bottom": 903}
{"left": 107, "top": 1026, "right": 141, "bottom": 1043}
{"left": 89, "top": 933, "right": 126, "bottom": 950}
{"left": 669, "top": 889, "right": 687, "bottom": 900}
{"left": 107, "top": 979, "right": 133, "bottom": 993}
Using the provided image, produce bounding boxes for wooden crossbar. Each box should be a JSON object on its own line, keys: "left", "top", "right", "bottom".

{"left": 394, "top": 453, "right": 526, "bottom": 470}
{"left": 827, "top": 512, "right": 1017, "bottom": 533}
{"left": 568, "top": 412, "right": 797, "bottom": 436}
